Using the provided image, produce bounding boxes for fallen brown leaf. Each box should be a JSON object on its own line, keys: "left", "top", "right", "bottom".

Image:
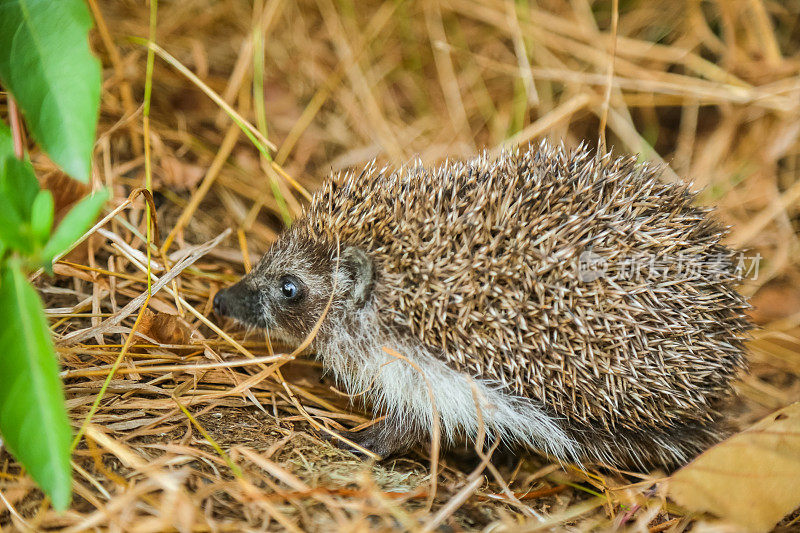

{"left": 138, "top": 308, "right": 192, "bottom": 347}
{"left": 39, "top": 169, "right": 94, "bottom": 264}
{"left": 669, "top": 402, "right": 800, "bottom": 532}
{"left": 40, "top": 170, "right": 91, "bottom": 221}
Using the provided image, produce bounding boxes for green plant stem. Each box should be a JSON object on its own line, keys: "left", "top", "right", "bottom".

{"left": 252, "top": 0, "right": 291, "bottom": 227}
{"left": 142, "top": 0, "right": 158, "bottom": 297}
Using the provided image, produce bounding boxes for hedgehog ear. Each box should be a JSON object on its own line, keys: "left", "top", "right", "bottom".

{"left": 340, "top": 246, "right": 373, "bottom": 307}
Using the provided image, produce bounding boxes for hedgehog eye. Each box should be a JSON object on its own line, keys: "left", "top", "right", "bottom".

{"left": 278, "top": 275, "right": 303, "bottom": 303}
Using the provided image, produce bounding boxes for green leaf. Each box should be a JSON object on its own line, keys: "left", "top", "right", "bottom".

{"left": 0, "top": 120, "right": 14, "bottom": 162}
{"left": 41, "top": 188, "right": 108, "bottom": 263}
{"left": 0, "top": 166, "right": 30, "bottom": 252}
{"left": 0, "top": 152, "right": 42, "bottom": 253}
{"left": 0, "top": 0, "right": 102, "bottom": 182}
{"left": 1, "top": 156, "right": 40, "bottom": 221}
{"left": 0, "top": 120, "right": 40, "bottom": 224}
{"left": 31, "top": 188, "right": 53, "bottom": 244}
{"left": 0, "top": 262, "right": 72, "bottom": 510}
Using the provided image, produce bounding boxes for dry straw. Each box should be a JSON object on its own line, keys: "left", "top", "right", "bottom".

{"left": 1, "top": 0, "right": 799, "bottom": 530}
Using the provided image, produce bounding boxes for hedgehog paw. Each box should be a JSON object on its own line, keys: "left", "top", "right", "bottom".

{"left": 328, "top": 419, "right": 421, "bottom": 458}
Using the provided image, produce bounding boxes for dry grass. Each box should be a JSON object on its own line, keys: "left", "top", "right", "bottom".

{"left": 2, "top": 0, "right": 800, "bottom": 530}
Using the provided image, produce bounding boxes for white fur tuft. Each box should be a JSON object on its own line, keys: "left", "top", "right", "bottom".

{"left": 317, "top": 307, "right": 580, "bottom": 460}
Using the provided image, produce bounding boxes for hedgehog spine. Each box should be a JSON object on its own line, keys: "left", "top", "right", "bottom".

{"left": 213, "top": 141, "right": 751, "bottom": 470}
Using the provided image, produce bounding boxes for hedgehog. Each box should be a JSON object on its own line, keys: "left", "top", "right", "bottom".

{"left": 213, "top": 142, "right": 751, "bottom": 470}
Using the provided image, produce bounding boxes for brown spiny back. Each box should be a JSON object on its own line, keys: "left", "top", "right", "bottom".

{"left": 296, "top": 143, "right": 751, "bottom": 433}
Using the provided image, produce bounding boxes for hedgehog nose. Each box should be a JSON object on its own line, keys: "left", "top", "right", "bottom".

{"left": 213, "top": 290, "right": 227, "bottom": 317}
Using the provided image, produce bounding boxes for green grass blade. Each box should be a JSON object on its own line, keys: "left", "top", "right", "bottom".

{"left": 0, "top": 262, "right": 72, "bottom": 510}
{"left": 0, "top": 0, "right": 101, "bottom": 182}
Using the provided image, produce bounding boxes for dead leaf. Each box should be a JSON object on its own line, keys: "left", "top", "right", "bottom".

{"left": 40, "top": 170, "right": 91, "bottom": 221}
{"left": 40, "top": 170, "right": 94, "bottom": 264}
{"left": 138, "top": 308, "right": 192, "bottom": 347}
{"left": 669, "top": 402, "right": 800, "bottom": 532}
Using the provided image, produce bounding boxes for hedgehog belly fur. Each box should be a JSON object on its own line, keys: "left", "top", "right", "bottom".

{"left": 318, "top": 306, "right": 580, "bottom": 460}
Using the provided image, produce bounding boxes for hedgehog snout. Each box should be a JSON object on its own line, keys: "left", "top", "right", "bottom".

{"left": 213, "top": 280, "right": 268, "bottom": 328}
